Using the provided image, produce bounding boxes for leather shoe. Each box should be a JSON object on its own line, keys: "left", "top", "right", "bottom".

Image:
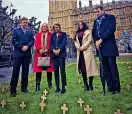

{"left": 60, "top": 89, "right": 66, "bottom": 94}
{"left": 89, "top": 85, "right": 93, "bottom": 91}
{"left": 112, "top": 90, "right": 120, "bottom": 94}
{"left": 11, "top": 92, "right": 16, "bottom": 97}
{"left": 48, "top": 81, "right": 52, "bottom": 89}
{"left": 36, "top": 85, "right": 40, "bottom": 92}
{"left": 55, "top": 88, "right": 61, "bottom": 93}
{"left": 108, "top": 88, "right": 113, "bottom": 92}
{"left": 21, "top": 89, "right": 29, "bottom": 93}
{"left": 84, "top": 82, "right": 89, "bottom": 91}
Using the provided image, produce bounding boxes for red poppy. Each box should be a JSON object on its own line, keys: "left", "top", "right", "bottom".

{"left": 104, "top": 15, "right": 107, "bottom": 19}
{"left": 58, "top": 33, "right": 62, "bottom": 37}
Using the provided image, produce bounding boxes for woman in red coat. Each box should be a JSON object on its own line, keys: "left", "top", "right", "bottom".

{"left": 33, "top": 23, "right": 54, "bottom": 91}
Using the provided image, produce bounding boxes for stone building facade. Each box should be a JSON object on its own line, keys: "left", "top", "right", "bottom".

{"left": 48, "top": 0, "right": 132, "bottom": 39}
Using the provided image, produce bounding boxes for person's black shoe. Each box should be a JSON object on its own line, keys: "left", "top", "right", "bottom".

{"left": 89, "top": 76, "right": 93, "bottom": 91}
{"left": 108, "top": 88, "right": 113, "bottom": 92}
{"left": 36, "top": 84, "right": 40, "bottom": 92}
{"left": 48, "top": 81, "right": 52, "bottom": 89}
{"left": 55, "top": 87, "right": 61, "bottom": 93}
{"left": 60, "top": 89, "right": 66, "bottom": 94}
{"left": 10, "top": 89, "right": 17, "bottom": 97}
{"left": 112, "top": 90, "right": 120, "bottom": 94}
{"left": 60, "top": 86, "right": 66, "bottom": 94}
{"left": 89, "top": 85, "right": 93, "bottom": 91}
{"left": 21, "top": 89, "right": 29, "bottom": 93}
{"left": 11, "top": 92, "right": 16, "bottom": 97}
{"left": 84, "top": 82, "right": 89, "bottom": 91}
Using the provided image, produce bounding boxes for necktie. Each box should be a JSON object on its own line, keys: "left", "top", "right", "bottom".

{"left": 23, "top": 28, "right": 26, "bottom": 35}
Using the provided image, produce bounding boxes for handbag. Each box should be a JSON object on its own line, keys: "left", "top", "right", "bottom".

{"left": 37, "top": 56, "right": 51, "bottom": 67}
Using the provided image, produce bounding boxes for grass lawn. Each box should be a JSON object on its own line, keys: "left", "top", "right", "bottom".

{"left": 0, "top": 58, "right": 132, "bottom": 114}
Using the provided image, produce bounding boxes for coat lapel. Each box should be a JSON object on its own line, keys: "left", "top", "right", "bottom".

{"left": 82, "top": 30, "right": 90, "bottom": 43}
{"left": 100, "top": 14, "right": 107, "bottom": 27}
{"left": 19, "top": 27, "right": 29, "bottom": 35}
{"left": 75, "top": 30, "right": 90, "bottom": 45}
{"left": 75, "top": 34, "right": 80, "bottom": 47}
{"left": 100, "top": 18, "right": 105, "bottom": 27}
{"left": 19, "top": 27, "right": 25, "bottom": 35}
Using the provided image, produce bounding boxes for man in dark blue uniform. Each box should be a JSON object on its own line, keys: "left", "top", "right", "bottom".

{"left": 92, "top": 6, "right": 120, "bottom": 94}
{"left": 10, "top": 17, "right": 34, "bottom": 97}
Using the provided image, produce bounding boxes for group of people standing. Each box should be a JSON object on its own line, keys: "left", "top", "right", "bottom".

{"left": 10, "top": 6, "right": 121, "bottom": 97}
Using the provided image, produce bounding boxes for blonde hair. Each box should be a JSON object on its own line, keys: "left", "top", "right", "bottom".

{"left": 40, "top": 22, "right": 49, "bottom": 32}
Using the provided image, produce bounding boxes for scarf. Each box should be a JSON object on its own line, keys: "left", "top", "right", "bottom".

{"left": 41, "top": 32, "right": 48, "bottom": 50}
{"left": 78, "top": 31, "right": 85, "bottom": 39}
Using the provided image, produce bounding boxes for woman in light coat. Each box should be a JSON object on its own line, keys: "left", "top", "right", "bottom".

{"left": 74, "top": 21, "right": 98, "bottom": 91}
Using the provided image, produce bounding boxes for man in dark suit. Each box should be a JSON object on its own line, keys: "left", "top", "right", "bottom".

{"left": 92, "top": 6, "right": 120, "bottom": 94}
{"left": 10, "top": 17, "right": 34, "bottom": 97}
{"left": 50, "top": 23, "right": 67, "bottom": 94}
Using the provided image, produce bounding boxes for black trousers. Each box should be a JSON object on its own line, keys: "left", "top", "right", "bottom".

{"left": 52, "top": 57, "right": 67, "bottom": 88}
{"left": 102, "top": 56, "right": 120, "bottom": 92}
{"left": 10, "top": 56, "right": 31, "bottom": 92}
{"left": 47, "top": 72, "right": 52, "bottom": 82}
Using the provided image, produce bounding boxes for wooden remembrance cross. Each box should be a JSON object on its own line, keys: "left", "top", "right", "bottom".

{"left": 39, "top": 101, "right": 46, "bottom": 112}
{"left": 78, "top": 79, "right": 81, "bottom": 84}
{"left": 84, "top": 105, "right": 92, "bottom": 114}
{"left": 41, "top": 94, "right": 46, "bottom": 102}
{"left": 43, "top": 89, "right": 48, "bottom": 96}
{"left": 1, "top": 99, "right": 6, "bottom": 108}
{"left": 61, "top": 104, "right": 68, "bottom": 114}
{"left": 20, "top": 102, "right": 26, "bottom": 109}
{"left": 114, "top": 109, "right": 123, "bottom": 114}
{"left": 77, "top": 98, "right": 84, "bottom": 107}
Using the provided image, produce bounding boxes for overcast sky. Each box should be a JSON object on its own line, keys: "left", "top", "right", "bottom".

{"left": 2, "top": 0, "right": 121, "bottom": 23}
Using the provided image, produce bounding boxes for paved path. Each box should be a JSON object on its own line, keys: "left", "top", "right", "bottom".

{"left": 0, "top": 58, "right": 76, "bottom": 84}
{"left": 118, "top": 53, "right": 132, "bottom": 58}
{"left": 0, "top": 64, "right": 33, "bottom": 84}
